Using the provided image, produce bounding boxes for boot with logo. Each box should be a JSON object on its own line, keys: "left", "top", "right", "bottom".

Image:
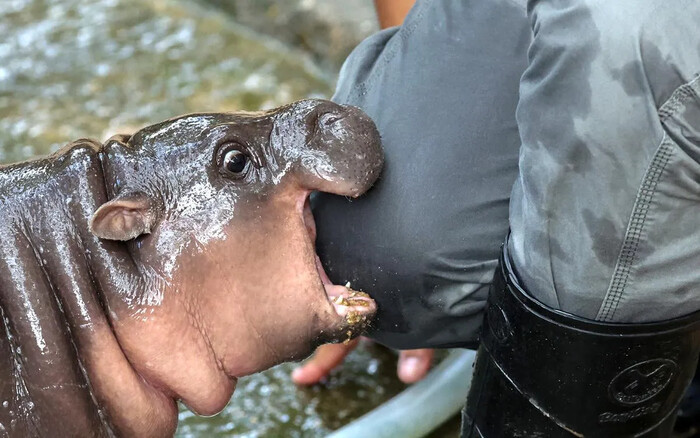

{"left": 462, "top": 237, "right": 700, "bottom": 438}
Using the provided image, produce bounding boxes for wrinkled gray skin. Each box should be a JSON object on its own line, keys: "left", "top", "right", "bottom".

{"left": 0, "top": 99, "right": 382, "bottom": 437}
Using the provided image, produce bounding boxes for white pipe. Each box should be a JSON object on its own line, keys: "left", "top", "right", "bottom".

{"left": 327, "top": 349, "right": 476, "bottom": 438}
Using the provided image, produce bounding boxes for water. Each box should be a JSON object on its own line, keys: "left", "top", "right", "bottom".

{"left": 177, "top": 343, "right": 409, "bottom": 437}
{"left": 0, "top": 0, "right": 331, "bottom": 163}
{"left": 0, "top": 0, "right": 464, "bottom": 436}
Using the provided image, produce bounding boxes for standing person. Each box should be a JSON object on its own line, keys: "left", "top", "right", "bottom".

{"left": 303, "top": 0, "right": 700, "bottom": 436}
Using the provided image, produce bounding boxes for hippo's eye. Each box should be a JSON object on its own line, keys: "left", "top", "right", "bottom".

{"left": 224, "top": 150, "right": 247, "bottom": 173}
{"left": 219, "top": 146, "right": 250, "bottom": 178}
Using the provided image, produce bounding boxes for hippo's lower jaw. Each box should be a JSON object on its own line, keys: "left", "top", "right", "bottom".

{"left": 317, "top": 258, "right": 377, "bottom": 339}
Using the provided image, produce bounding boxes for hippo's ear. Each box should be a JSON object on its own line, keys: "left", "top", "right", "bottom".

{"left": 89, "top": 193, "right": 156, "bottom": 241}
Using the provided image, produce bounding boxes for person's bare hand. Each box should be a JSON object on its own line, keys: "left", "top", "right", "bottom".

{"left": 291, "top": 339, "right": 434, "bottom": 385}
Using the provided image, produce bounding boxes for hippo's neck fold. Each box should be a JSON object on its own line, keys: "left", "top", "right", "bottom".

{"left": 0, "top": 140, "right": 177, "bottom": 437}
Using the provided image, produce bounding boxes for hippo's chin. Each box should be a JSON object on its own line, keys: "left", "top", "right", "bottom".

{"left": 180, "top": 377, "right": 238, "bottom": 418}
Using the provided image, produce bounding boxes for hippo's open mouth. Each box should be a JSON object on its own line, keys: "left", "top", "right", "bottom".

{"left": 315, "top": 256, "right": 376, "bottom": 322}
{"left": 301, "top": 194, "right": 377, "bottom": 338}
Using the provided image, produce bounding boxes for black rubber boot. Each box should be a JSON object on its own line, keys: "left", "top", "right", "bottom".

{"left": 675, "top": 366, "right": 700, "bottom": 437}
{"left": 462, "top": 238, "right": 700, "bottom": 438}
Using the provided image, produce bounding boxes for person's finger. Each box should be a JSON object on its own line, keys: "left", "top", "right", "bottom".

{"left": 397, "top": 348, "right": 434, "bottom": 383}
{"left": 292, "top": 339, "right": 360, "bottom": 385}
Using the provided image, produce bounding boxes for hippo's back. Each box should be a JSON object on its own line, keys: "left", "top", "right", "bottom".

{"left": 0, "top": 138, "right": 114, "bottom": 437}
{"left": 0, "top": 139, "right": 102, "bottom": 209}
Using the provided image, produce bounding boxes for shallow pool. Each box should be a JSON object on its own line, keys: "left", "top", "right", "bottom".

{"left": 0, "top": 1, "right": 463, "bottom": 436}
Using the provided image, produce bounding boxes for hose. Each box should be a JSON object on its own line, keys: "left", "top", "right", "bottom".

{"left": 327, "top": 349, "right": 476, "bottom": 438}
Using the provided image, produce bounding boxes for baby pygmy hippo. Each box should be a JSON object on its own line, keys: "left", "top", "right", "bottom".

{"left": 0, "top": 99, "right": 382, "bottom": 437}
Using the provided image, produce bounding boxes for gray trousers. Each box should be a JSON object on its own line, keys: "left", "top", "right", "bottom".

{"left": 316, "top": 0, "right": 700, "bottom": 349}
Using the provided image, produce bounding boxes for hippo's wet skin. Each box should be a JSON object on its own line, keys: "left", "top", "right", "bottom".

{"left": 0, "top": 99, "right": 382, "bottom": 437}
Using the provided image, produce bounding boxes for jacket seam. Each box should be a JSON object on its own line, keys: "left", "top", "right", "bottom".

{"left": 658, "top": 74, "right": 700, "bottom": 122}
{"left": 350, "top": 0, "right": 430, "bottom": 99}
{"left": 596, "top": 74, "right": 699, "bottom": 321}
{"left": 596, "top": 135, "right": 673, "bottom": 321}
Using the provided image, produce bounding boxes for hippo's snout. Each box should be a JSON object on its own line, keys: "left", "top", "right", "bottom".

{"left": 285, "top": 100, "right": 384, "bottom": 198}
